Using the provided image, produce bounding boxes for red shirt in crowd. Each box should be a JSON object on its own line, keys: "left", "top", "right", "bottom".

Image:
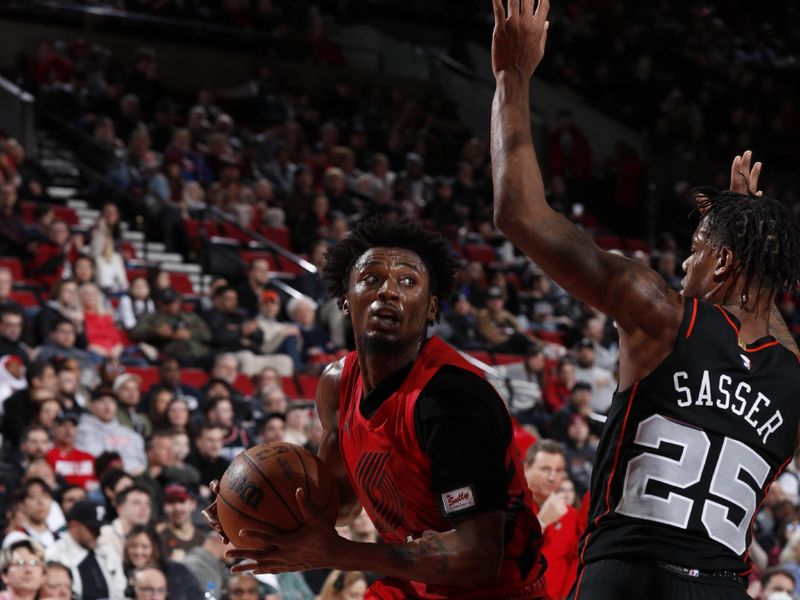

{"left": 84, "top": 312, "right": 126, "bottom": 352}
{"left": 46, "top": 446, "right": 97, "bottom": 489}
{"left": 539, "top": 504, "right": 583, "bottom": 600}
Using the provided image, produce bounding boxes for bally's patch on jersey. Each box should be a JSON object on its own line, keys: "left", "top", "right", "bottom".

{"left": 441, "top": 486, "right": 477, "bottom": 514}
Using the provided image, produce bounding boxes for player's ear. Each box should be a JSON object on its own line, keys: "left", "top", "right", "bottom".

{"left": 341, "top": 295, "right": 350, "bottom": 317}
{"left": 427, "top": 295, "right": 438, "bottom": 326}
{"left": 713, "top": 246, "right": 734, "bottom": 279}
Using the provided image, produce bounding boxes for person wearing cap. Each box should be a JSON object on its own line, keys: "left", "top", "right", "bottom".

{"left": 113, "top": 374, "right": 152, "bottom": 439}
{"left": 572, "top": 337, "right": 616, "bottom": 414}
{"left": 45, "top": 500, "right": 126, "bottom": 600}
{"left": 476, "top": 286, "right": 536, "bottom": 354}
{"left": 157, "top": 483, "right": 204, "bottom": 562}
{"left": 256, "top": 289, "right": 304, "bottom": 371}
{"left": 130, "top": 287, "right": 211, "bottom": 367}
{"left": 75, "top": 388, "right": 147, "bottom": 475}
{"left": 46, "top": 412, "right": 97, "bottom": 491}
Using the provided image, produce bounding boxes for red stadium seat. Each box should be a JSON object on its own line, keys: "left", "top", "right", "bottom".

{"left": 233, "top": 373, "right": 254, "bottom": 396}
{"left": 260, "top": 226, "right": 291, "bottom": 251}
{"left": 119, "top": 241, "right": 137, "bottom": 261}
{"left": 221, "top": 222, "right": 254, "bottom": 244}
{"left": 0, "top": 258, "right": 24, "bottom": 280}
{"left": 296, "top": 374, "right": 320, "bottom": 399}
{"left": 624, "top": 238, "right": 651, "bottom": 254}
{"left": 9, "top": 290, "right": 39, "bottom": 308}
{"left": 594, "top": 235, "right": 623, "bottom": 251}
{"left": 493, "top": 353, "right": 523, "bottom": 366}
{"left": 52, "top": 206, "right": 79, "bottom": 226}
{"left": 181, "top": 369, "right": 209, "bottom": 389}
{"left": 277, "top": 255, "right": 305, "bottom": 275}
{"left": 125, "top": 366, "right": 160, "bottom": 392}
{"left": 462, "top": 244, "right": 497, "bottom": 265}
{"left": 282, "top": 377, "right": 301, "bottom": 399}
{"left": 169, "top": 273, "right": 195, "bottom": 295}
{"left": 534, "top": 331, "right": 565, "bottom": 346}
{"left": 239, "top": 251, "right": 278, "bottom": 271}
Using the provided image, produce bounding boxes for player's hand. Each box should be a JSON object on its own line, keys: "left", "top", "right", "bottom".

{"left": 729, "top": 150, "right": 763, "bottom": 196}
{"left": 200, "top": 480, "right": 230, "bottom": 544}
{"left": 491, "top": 0, "right": 550, "bottom": 80}
{"left": 226, "top": 488, "right": 341, "bottom": 574}
{"left": 537, "top": 491, "right": 568, "bottom": 528}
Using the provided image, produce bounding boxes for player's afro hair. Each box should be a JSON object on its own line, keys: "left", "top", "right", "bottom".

{"left": 322, "top": 216, "right": 458, "bottom": 321}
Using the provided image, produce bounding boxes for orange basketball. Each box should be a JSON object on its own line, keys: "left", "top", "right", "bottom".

{"left": 216, "top": 442, "right": 340, "bottom": 548}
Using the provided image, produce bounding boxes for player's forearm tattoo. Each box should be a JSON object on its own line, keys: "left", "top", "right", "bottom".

{"left": 388, "top": 535, "right": 450, "bottom": 575}
{"left": 387, "top": 544, "right": 414, "bottom": 571}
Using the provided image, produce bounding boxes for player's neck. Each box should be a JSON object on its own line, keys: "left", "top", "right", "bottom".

{"left": 356, "top": 340, "right": 423, "bottom": 395}
{"left": 720, "top": 295, "right": 773, "bottom": 344}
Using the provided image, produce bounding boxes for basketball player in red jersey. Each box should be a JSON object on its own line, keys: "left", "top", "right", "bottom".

{"left": 491, "top": 1, "right": 800, "bottom": 598}
{"left": 207, "top": 217, "right": 547, "bottom": 598}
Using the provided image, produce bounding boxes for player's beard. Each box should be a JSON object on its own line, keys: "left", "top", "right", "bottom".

{"left": 359, "top": 322, "right": 428, "bottom": 357}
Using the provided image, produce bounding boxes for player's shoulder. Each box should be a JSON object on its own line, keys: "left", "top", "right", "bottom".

{"left": 418, "top": 364, "right": 507, "bottom": 423}
{"left": 316, "top": 357, "right": 348, "bottom": 412}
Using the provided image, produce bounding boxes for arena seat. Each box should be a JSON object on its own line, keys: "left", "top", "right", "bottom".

{"left": 239, "top": 250, "right": 279, "bottom": 271}
{"left": 493, "top": 353, "right": 523, "bottom": 366}
{"left": 233, "top": 373, "right": 254, "bottom": 395}
{"left": 624, "top": 238, "right": 651, "bottom": 254}
{"left": 594, "top": 235, "right": 623, "bottom": 251}
{"left": 170, "top": 273, "right": 195, "bottom": 295}
{"left": 52, "top": 205, "right": 79, "bottom": 225}
{"left": 296, "top": 374, "right": 321, "bottom": 399}
{"left": 0, "top": 257, "right": 25, "bottom": 280}
{"left": 535, "top": 331, "right": 565, "bottom": 345}
{"left": 9, "top": 290, "right": 39, "bottom": 308}
{"left": 221, "top": 222, "right": 255, "bottom": 244}
{"left": 259, "top": 226, "right": 291, "bottom": 251}
{"left": 180, "top": 369, "right": 209, "bottom": 389}
{"left": 125, "top": 366, "right": 160, "bottom": 391}
{"left": 462, "top": 244, "right": 497, "bottom": 265}
{"left": 282, "top": 377, "right": 301, "bottom": 399}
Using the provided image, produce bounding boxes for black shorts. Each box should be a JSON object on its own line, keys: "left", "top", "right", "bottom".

{"left": 566, "top": 559, "right": 750, "bottom": 600}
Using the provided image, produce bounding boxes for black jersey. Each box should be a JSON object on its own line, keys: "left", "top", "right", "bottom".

{"left": 580, "top": 298, "right": 800, "bottom": 574}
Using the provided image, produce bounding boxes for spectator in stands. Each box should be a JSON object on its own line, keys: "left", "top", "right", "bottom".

{"left": 563, "top": 415, "right": 596, "bottom": 497}
{"left": 178, "top": 530, "right": 227, "bottom": 596}
{"left": 0, "top": 183, "right": 27, "bottom": 259}
{"left": 46, "top": 411, "right": 96, "bottom": 491}
{"left": 164, "top": 397, "right": 191, "bottom": 432}
{"left": 581, "top": 316, "right": 618, "bottom": 372}
{"left": 98, "top": 468, "right": 133, "bottom": 521}
{"left": 8, "top": 479, "right": 58, "bottom": 550}
{"left": 288, "top": 295, "right": 345, "bottom": 370}
{"left": 129, "top": 565, "right": 168, "bottom": 600}
{"left": 54, "top": 358, "right": 89, "bottom": 412}
{"left": 113, "top": 374, "right": 151, "bottom": 438}
{"left": 75, "top": 388, "right": 147, "bottom": 475}
{"left": 186, "top": 423, "right": 229, "bottom": 500}
{"left": 123, "top": 524, "right": 202, "bottom": 600}
{"left": 35, "top": 280, "right": 86, "bottom": 349}
{"left": 573, "top": 337, "right": 617, "bottom": 414}
{"left": 236, "top": 258, "right": 275, "bottom": 318}
{"left": 205, "top": 285, "right": 292, "bottom": 376}
{"left": 72, "top": 255, "right": 97, "bottom": 288}
{"left": 0, "top": 268, "right": 18, "bottom": 313}
{"left": 92, "top": 232, "right": 128, "bottom": 295}
{"left": 0, "top": 307, "right": 29, "bottom": 367}
{"left": 319, "top": 571, "right": 367, "bottom": 600}
{"left": 130, "top": 287, "right": 212, "bottom": 367}
{"left": 256, "top": 290, "right": 304, "bottom": 371}
{"left": 78, "top": 283, "right": 125, "bottom": 360}
{"left": 142, "top": 429, "right": 199, "bottom": 504}
{"left": 0, "top": 538, "right": 46, "bottom": 600}
{"left": 148, "top": 389, "right": 174, "bottom": 431}
{"left": 117, "top": 276, "right": 155, "bottom": 331}
{"left": 145, "top": 357, "right": 201, "bottom": 412}
{"left": 158, "top": 484, "right": 204, "bottom": 562}
{"left": 46, "top": 500, "right": 126, "bottom": 600}
{"left": 441, "top": 294, "right": 483, "bottom": 351}
{"left": 260, "top": 412, "right": 286, "bottom": 444}
{"left": 523, "top": 440, "right": 582, "bottom": 600}
{"left": 755, "top": 567, "right": 796, "bottom": 600}
{"left": 36, "top": 318, "right": 97, "bottom": 376}
{"left": 225, "top": 573, "right": 261, "bottom": 600}
{"left": 0, "top": 356, "right": 26, "bottom": 413}
{"left": 544, "top": 357, "right": 577, "bottom": 416}
{"left": 33, "top": 397, "right": 62, "bottom": 430}
{"left": 40, "top": 560, "right": 73, "bottom": 600}
{"left": 34, "top": 220, "right": 82, "bottom": 288}
{"left": 205, "top": 396, "right": 250, "bottom": 462}
{"left": 284, "top": 405, "right": 310, "bottom": 447}
{"left": 5, "top": 138, "right": 49, "bottom": 203}
{"left": 476, "top": 286, "right": 534, "bottom": 354}
{"left": 2, "top": 361, "right": 58, "bottom": 451}
{"left": 98, "top": 484, "right": 151, "bottom": 559}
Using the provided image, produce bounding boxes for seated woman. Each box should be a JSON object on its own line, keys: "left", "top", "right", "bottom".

{"left": 287, "top": 296, "right": 346, "bottom": 370}
{"left": 78, "top": 283, "right": 126, "bottom": 360}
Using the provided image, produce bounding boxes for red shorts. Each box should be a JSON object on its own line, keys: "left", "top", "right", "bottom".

{"left": 366, "top": 576, "right": 548, "bottom": 599}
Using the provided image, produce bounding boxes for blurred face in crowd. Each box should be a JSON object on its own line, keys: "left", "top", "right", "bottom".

{"left": 148, "top": 435, "right": 175, "bottom": 468}
{"left": 78, "top": 284, "right": 102, "bottom": 313}
{"left": 49, "top": 221, "right": 70, "bottom": 246}
{"left": 576, "top": 345, "right": 595, "bottom": 368}
{"left": 25, "top": 461, "right": 57, "bottom": 491}
{"left": 118, "top": 490, "right": 151, "bottom": 528}
{"left": 73, "top": 257, "right": 94, "bottom": 284}
{"left": 339, "top": 577, "right": 367, "bottom": 600}
{"left": 90, "top": 394, "right": 118, "bottom": 423}
{"left": 567, "top": 416, "right": 591, "bottom": 445}
{"left": 213, "top": 357, "right": 238, "bottom": 384}
{"left": 216, "top": 289, "right": 238, "bottom": 313}
{"left": 259, "top": 296, "right": 280, "bottom": 319}
{"left": 0, "top": 312, "right": 23, "bottom": 343}
{"left": 41, "top": 564, "right": 72, "bottom": 599}
{"left": 164, "top": 496, "right": 195, "bottom": 529}
{"left": 58, "top": 281, "right": 79, "bottom": 308}
{"left": 160, "top": 359, "right": 181, "bottom": 388}
{"left": 112, "top": 477, "right": 135, "bottom": 504}
{"left": 34, "top": 365, "right": 59, "bottom": 394}
{"left": 263, "top": 389, "right": 287, "bottom": 414}
{"left": 60, "top": 486, "right": 86, "bottom": 515}
{"left": 227, "top": 574, "right": 259, "bottom": 600}
{"left": 23, "top": 482, "right": 52, "bottom": 525}
{"left": 126, "top": 532, "right": 154, "bottom": 569}
{"left": 525, "top": 350, "right": 545, "bottom": 374}
{"left": 172, "top": 432, "right": 190, "bottom": 462}
{"left": 130, "top": 277, "right": 150, "bottom": 300}
{"left": 152, "top": 390, "right": 174, "bottom": 419}
{"left": 762, "top": 572, "right": 795, "bottom": 599}
{"left": 249, "top": 260, "right": 270, "bottom": 287}
{"left": 52, "top": 419, "right": 77, "bottom": 449}
{"left": 2, "top": 546, "right": 44, "bottom": 594}
{"left": 0, "top": 269, "right": 12, "bottom": 299}
{"left": 51, "top": 321, "right": 77, "bottom": 348}
{"left": 261, "top": 416, "right": 285, "bottom": 444}
{"left": 133, "top": 567, "right": 167, "bottom": 600}
{"left": 166, "top": 398, "right": 190, "bottom": 429}
{"left": 57, "top": 366, "right": 78, "bottom": 396}
{"left": 525, "top": 451, "right": 567, "bottom": 505}
{"left": 291, "top": 300, "right": 316, "bottom": 327}
{"left": 208, "top": 398, "right": 234, "bottom": 430}
{"left": 286, "top": 407, "right": 309, "bottom": 433}
{"left": 37, "top": 398, "right": 61, "bottom": 429}
{"left": 22, "top": 430, "right": 50, "bottom": 461}
{"left": 70, "top": 521, "right": 99, "bottom": 550}
{"left": 196, "top": 427, "right": 224, "bottom": 459}
{"left": 116, "top": 379, "right": 141, "bottom": 409}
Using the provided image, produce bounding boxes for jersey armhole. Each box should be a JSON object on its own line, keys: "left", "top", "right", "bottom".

{"left": 681, "top": 297, "right": 699, "bottom": 340}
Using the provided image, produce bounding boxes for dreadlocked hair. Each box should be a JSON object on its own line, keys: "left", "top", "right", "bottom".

{"left": 321, "top": 216, "right": 458, "bottom": 322}
{"left": 703, "top": 191, "right": 800, "bottom": 306}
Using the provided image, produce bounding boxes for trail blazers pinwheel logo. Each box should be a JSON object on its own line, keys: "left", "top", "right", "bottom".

{"left": 355, "top": 451, "right": 404, "bottom": 532}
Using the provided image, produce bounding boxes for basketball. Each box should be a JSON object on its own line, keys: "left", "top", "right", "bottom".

{"left": 216, "top": 442, "right": 340, "bottom": 548}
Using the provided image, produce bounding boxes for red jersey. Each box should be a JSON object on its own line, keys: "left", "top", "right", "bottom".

{"left": 339, "top": 336, "right": 545, "bottom": 599}
{"left": 46, "top": 447, "right": 97, "bottom": 489}
{"left": 538, "top": 505, "right": 582, "bottom": 599}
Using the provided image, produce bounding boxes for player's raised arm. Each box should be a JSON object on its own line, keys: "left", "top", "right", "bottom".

{"left": 490, "top": 0, "right": 682, "bottom": 338}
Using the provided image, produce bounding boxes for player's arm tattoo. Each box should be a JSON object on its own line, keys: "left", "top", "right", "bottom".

{"left": 769, "top": 304, "right": 799, "bottom": 356}
{"left": 387, "top": 534, "right": 450, "bottom": 575}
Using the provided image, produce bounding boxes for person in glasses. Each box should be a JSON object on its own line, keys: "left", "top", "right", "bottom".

{"left": 131, "top": 566, "right": 167, "bottom": 599}
{"left": 0, "top": 538, "right": 45, "bottom": 600}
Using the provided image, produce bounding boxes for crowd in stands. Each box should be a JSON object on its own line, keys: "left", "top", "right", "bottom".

{"left": 0, "top": 2, "right": 799, "bottom": 599}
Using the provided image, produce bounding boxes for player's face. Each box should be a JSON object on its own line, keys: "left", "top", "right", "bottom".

{"left": 525, "top": 451, "right": 567, "bottom": 503}
{"left": 344, "top": 247, "right": 437, "bottom": 355}
{"left": 681, "top": 220, "right": 725, "bottom": 300}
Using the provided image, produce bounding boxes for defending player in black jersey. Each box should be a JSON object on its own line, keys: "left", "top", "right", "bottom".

{"left": 490, "top": 1, "right": 800, "bottom": 598}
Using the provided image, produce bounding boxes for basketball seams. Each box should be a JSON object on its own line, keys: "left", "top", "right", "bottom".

{"left": 288, "top": 444, "right": 312, "bottom": 504}
{"left": 217, "top": 492, "right": 290, "bottom": 535}
{"left": 241, "top": 452, "right": 303, "bottom": 527}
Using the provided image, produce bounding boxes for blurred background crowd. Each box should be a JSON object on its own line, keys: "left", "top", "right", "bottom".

{"left": 0, "top": 0, "right": 797, "bottom": 598}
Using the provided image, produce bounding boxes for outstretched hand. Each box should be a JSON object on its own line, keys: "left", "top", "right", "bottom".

{"left": 730, "top": 150, "right": 763, "bottom": 196}
{"left": 225, "top": 488, "right": 343, "bottom": 574}
{"left": 491, "top": 0, "right": 550, "bottom": 80}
